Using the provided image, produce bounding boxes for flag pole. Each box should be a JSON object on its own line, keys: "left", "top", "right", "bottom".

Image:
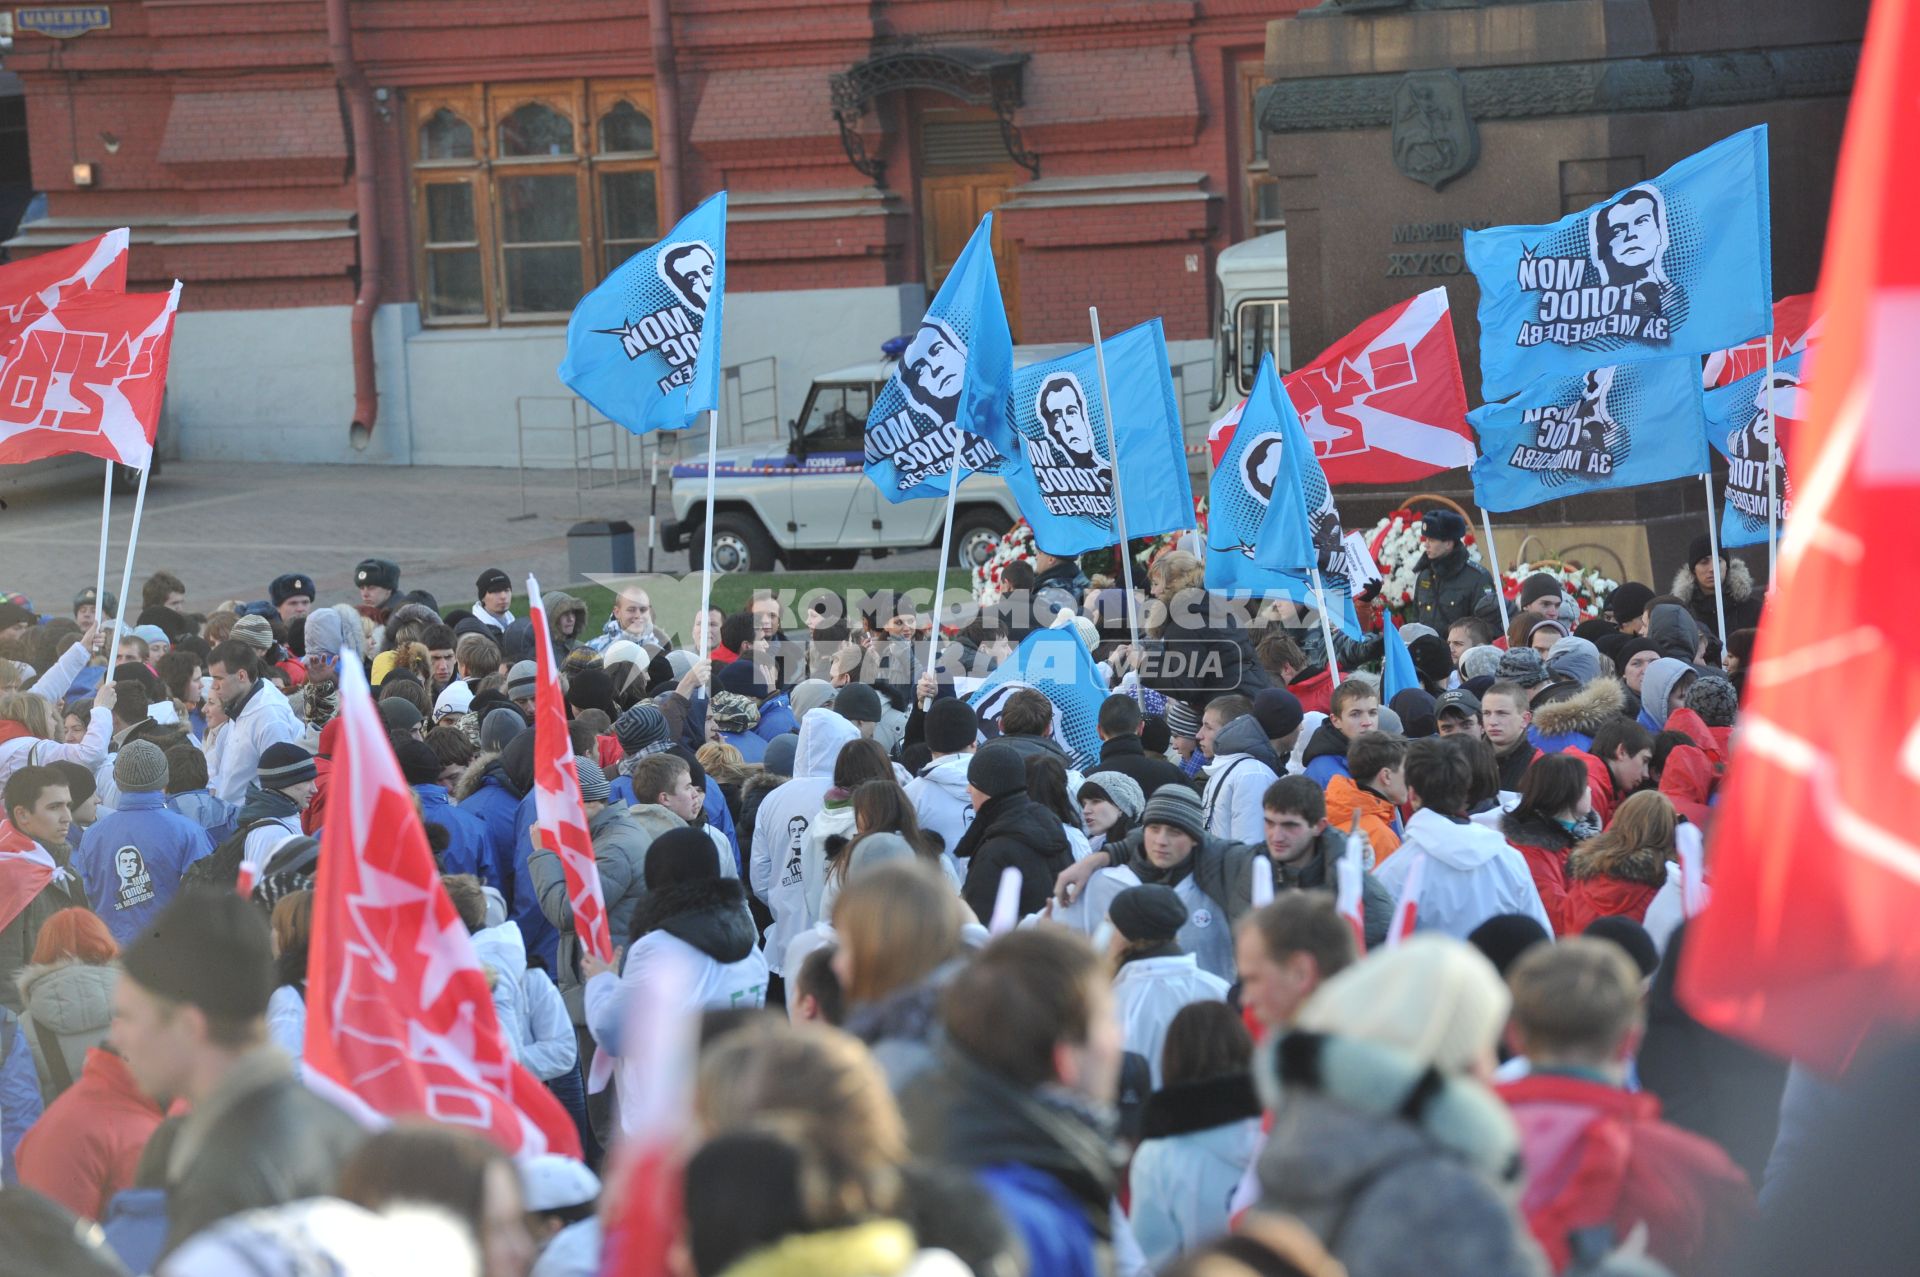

{"left": 94, "top": 461, "right": 114, "bottom": 642}
{"left": 697, "top": 409, "right": 718, "bottom": 663}
{"left": 106, "top": 464, "right": 152, "bottom": 667}
{"left": 1310, "top": 566, "right": 1342, "bottom": 688}
{"left": 924, "top": 423, "right": 968, "bottom": 710}
{"left": 1763, "top": 335, "right": 1779, "bottom": 591}
{"left": 1477, "top": 506, "right": 1511, "bottom": 632}
{"left": 1700, "top": 472, "right": 1730, "bottom": 666}
{"left": 1087, "top": 306, "right": 1142, "bottom": 705}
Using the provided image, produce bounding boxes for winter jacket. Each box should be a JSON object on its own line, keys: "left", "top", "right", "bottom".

{"left": 457, "top": 755, "right": 528, "bottom": 900}
{"left": 101, "top": 1186, "right": 167, "bottom": 1277}
{"left": 1493, "top": 735, "right": 1541, "bottom": 793}
{"left": 1568, "top": 749, "right": 1622, "bottom": 829}
{"left": 1254, "top": 1031, "right": 1546, "bottom": 1277}
{"left": 1498, "top": 810, "right": 1579, "bottom": 935}
{"left": 15, "top": 1047, "right": 163, "bottom": 1221}
{"left": 73, "top": 793, "right": 215, "bottom": 945}
{"left": 1113, "top": 951, "right": 1230, "bottom": 1089}
{"left": 1408, "top": 543, "right": 1497, "bottom": 633}
{"left": 901, "top": 1047, "right": 1118, "bottom": 1277}
{"left": 1056, "top": 830, "right": 1243, "bottom": 979}
{"left": 1139, "top": 603, "right": 1271, "bottom": 709}
{"left": 1559, "top": 834, "right": 1668, "bottom": 933}
{"left": 528, "top": 801, "right": 655, "bottom": 1021}
{"left": 906, "top": 753, "right": 976, "bottom": 862}
{"left": 1499, "top": 1070, "right": 1753, "bottom": 1274}
{"left": 471, "top": 601, "right": 514, "bottom": 634}
{"left": 1659, "top": 742, "right": 1718, "bottom": 829}
{"left": 1032, "top": 559, "right": 1091, "bottom": 627}
{"left": 719, "top": 729, "right": 767, "bottom": 764}
{"left": 0, "top": 709, "right": 111, "bottom": 792}
{"left": 981, "top": 730, "right": 1085, "bottom": 792}
{"left": 1200, "top": 716, "right": 1282, "bottom": 845}
{"left": 166, "top": 787, "right": 238, "bottom": 838}
{"left": 710, "top": 1220, "right": 971, "bottom": 1277}
{"left": 1129, "top": 1074, "right": 1263, "bottom": 1270}
{"left": 954, "top": 791, "right": 1074, "bottom": 925}
{"left": 1093, "top": 733, "right": 1192, "bottom": 800}
{"left": 159, "top": 1046, "right": 365, "bottom": 1258}
{"left": 0, "top": 1006, "right": 41, "bottom": 1181}
{"left": 203, "top": 680, "right": 303, "bottom": 805}
{"left": 413, "top": 783, "right": 492, "bottom": 880}
{"left": 843, "top": 959, "right": 965, "bottom": 1095}
{"left": 1372, "top": 808, "right": 1553, "bottom": 939}
{"left": 15, "top": 959, "right": 117, "bottom": 1102}
{"left": 752, "top": 692, "right": 798, "bottom": 743}
{"left": 1324, "top": 774, "right": 1402, "bottom": 864}
{"left": 1268, "top": 826, "right": 1395, "bottom": 950}
{"left": 473, "top": 921, "right": 576, "bottom": 1082}
{"left": 1671, "top": 559, "right": 1763, "bottom": 640}
{"left": 1527, "top": 678, "right": 1628, "bottom": 756}
{"left": 0, "top": 832, "right": 88, "bottom": 1015}
{"left": 1300, "top": 720, "right": 1355, "bottom": 788}
{"left": 800, "top": 798, "right": 858, "bottom": 925}
{"left": 750, "top": 710, "right": 858, "bottom": 974}
{"left": 541, "top": 590, "right": 590, "bottom": 654}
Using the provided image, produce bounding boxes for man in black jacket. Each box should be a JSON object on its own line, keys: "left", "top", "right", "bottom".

{"left": 1093, "top": 694, "right": 1192, "bottom": 796}
{"left": 1408, "top": 509, "right": 1497, "bottom": 632}
{"left": 112, "top": 890, "right": 363, "bottom": 1257}
{"left": 953, "top": 743, "right": 1073, "bottom": 923}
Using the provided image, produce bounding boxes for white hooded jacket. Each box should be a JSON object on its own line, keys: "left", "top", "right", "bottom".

{"left": 905, "top": 752, "right": 975, "bottom": 864}
{"left": 472, "top": 920, "right": 575, "bottom": 1081}
{"left": 203, "top": 679, "right": 304, "bottom": 805}
{"left": 748, "top": 708, "right": 858, "bottom": 973}
{"left": 1371, "top": 807, "right": 1553, "bottom": 939}
{"left": 1113, "top": 953, "right": 1230, "bottom": 1089}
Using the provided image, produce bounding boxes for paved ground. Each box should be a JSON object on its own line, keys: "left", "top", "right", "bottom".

{"left": 0, "top": 458, "right": 943, "bottom": 616}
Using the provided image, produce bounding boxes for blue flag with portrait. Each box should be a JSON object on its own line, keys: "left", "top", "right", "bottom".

{"left": 1464, "top": 127, "right": 1772, "bottom": 401}
{"left": 1469, "top": 357, "right": 1710, "bottom": 513}
{"left": 1206, "top": 355, "right": 1362, "bottom": 636}
{"left": 999, "top": 319, "right": 1195, "bottom": 556}
{"left": 1703, "top": 347, "right": 1804, "bottom": 548}
{"left": 864, "top": 215, "right": 1016, "bottom": 502}
{"left": 967, "top": 626, "right": 1105, "bottom": 771}
{"left": 558, "top": 190, "right": 727, "bottom": 435}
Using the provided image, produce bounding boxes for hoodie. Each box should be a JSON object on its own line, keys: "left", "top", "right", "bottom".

{"left": 540, "top": 590, "right": 590, "bottom": 654}
{"left": 1526, "top": 677, "right": 1627, "bottom": 755}
{"left": 906, "top": 752, "right": 975, "bottom": 866}
{"left": 1371, "top": 808, "right": 1552, "bottom": 938}
{"left": 1645, "top": 603, "right": 1706, "bottom": 665}
{"left": 748, "top": 709, "right": 859, "bottom": 973}
{"left": 1200, "top": 716, "right": 1282, "bottom": 845}
{"left": 472, "top": 920, "right": 574, "bottom": 1081}
{"left": 1300, "top": 720, "right": 1355, "bottom": 787}
{"left": 1637, "top": 658, "right": 1698, "bottom": 731}
{"left": 15, "top": 959, "right": 117, "bottom": 1103}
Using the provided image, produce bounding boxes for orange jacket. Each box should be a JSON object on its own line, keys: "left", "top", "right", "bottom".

{"left": 1324, "top": 774, "right": 1401, "bottom": 864}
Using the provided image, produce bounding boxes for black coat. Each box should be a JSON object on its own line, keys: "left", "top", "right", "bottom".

{"left": 1408, "top": 543, "right": 1496, "bottom": 632}
{"left": 1139, "top": 603, "right": 1271, "bottom": 709}
{"left": 954, "top": 792, "right": 1073, "bottom": 924}
{"left": 1094, "top": 734, "right": 1193, "bottom": 799}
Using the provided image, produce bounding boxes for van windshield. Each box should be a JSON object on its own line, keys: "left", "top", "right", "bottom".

{"left": 797, "top": 383, "right": 875, "bottom": 453}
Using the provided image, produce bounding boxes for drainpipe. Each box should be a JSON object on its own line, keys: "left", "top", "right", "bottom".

{"left": 649, "top": 0, "right": 683, "bottom": 222}
{"left": 327, "top": 0, "right": 381, "bottom": 449}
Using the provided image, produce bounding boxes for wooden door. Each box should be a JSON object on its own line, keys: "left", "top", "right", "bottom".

{"left": 920, "top": 171, "right": 1021, "bottom": 340}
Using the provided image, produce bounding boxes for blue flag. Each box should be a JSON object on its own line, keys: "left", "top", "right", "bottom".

{"left": 1464, "top": 127, "right": 1772, "bottom": 401}
{"left": 967, "top": 627, "right": 1105, "bottom": 770}
{"left": 1703, "top": 348, "right": 1804, "bottom": 548}
{"left": 1469, "top": 358, "right": 1710, "bottom": 513}
{"left": 1380, "top": 616, "right": 1419, "bottom": 701}
{"left": 558, "top": 190, "right": 727, "bottom": 435}
{"left": 864, "top": 215, "right": 1016, "bottom": 502}
{"left": 999, "top": 319, "right": 1195, "bottom": 556}
{"left": 1206, "top": 356, "right": 1362, "bottom": 636}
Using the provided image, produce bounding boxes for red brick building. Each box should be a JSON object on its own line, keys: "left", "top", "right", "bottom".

{"left": 4, "top": 1, "right": 1305, "bottom": 466}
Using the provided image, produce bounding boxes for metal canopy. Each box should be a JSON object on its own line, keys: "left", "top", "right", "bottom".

{"left": 829, "top": 46, "right": 1038, "bottom": 184}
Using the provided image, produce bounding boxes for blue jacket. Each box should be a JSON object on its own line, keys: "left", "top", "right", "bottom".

{"left": 509, "top": 792, "right": 558, "bottom": 973}
{"left": 458, "top": 765, "right": 525, "bottom": 906}
{"left": 977, "top": 1163, "right": 1100, "bottom": 1277}
{"left": 0, "top": 1009, "right": 42, "bottom": 1184}
{"left": 166, "top": 788, "right": 239, "bottom": 841}
{"left": 74, "top": 792, "right": 216, "bottom": 944}
{"left": 721, "top": 730, "right": 767, "bottom": 765}
{"left": 754, "top": 694, "right": 797, "bottom": 742}
{"left": 102, "top": 1186, "right": 168, "bottom": 1275}
{"left": 414, "top": 784, "right": 492, "bottom": 881}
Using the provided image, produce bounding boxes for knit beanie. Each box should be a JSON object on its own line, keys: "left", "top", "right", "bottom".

{"left": 575, "top": 758, "right": 611, "bottom": 804}
{"left": 1607, "top": 582, "right": 1655, "bottom": 625}
{"left": 925, "top": 698, "right": 980, "bottom": 755}
{"left": 1163, "top": 698, "right": 1201, "bottom": 741}
{"left": 1079, "top": 770, "right": 1146, "bottom": 822}
{"left": 966, "top": 743, "right": 1027, "bottom": 801}
{"left": 762, "top": 733, "right": 798, "bottom": 778}
{"left": 1684, "top": 675, "right": 1740, "bottom": 728}
{"left": 1687, "top": 534, "right": 1720, "bottom": 569}
{"left": 395, "top": 739, "right": 444, "bottom": 787}
{"left": 1110, "top": 884, "right": 1188, "bottom": 946}
{"left": 378, "top": 698, "right": 424, "bottom": 736}
{"left": 480, "top": 707, "right": 526, "bottom": 753}
{"left": 645, "top": 827, "right": 721, "bottom": 890}
{"left": 121, "top": 889, "right": 275, "bottom": 1020}
{"left": 1519, "top": 573, "right": 1562, "bottom": 607}
{"left": 1297, "top": 933, "right": 1510, "bottom": 1076}
{"left": 1467, "top": 913, "right": 1551, "bottom": 977}
{"left": 1141, "top": 783, "right": 1206, "bottom": 843}
{"left": 257, "top": 742, "right": 316, "bottom": 789}
{"left": 1545, "top": 635, "right": 1602, "bottom": 687}
{"left": 614, "top": 703, "right": 671, "bottom": 756}
{"left": 847, "top": 832, "right": 916, "bottom": 878}
{"left": 1614, "top": 636, "right": 1659, "bottom": 669}
{"left": 505, "top": 660, "right": 538, "bottom": 701}
{"left": 565, "top": 667, "right": 618, "bottom": 720}
{"left": 476, "top": 567, "right": 511, "bottom": 597}
{"left": 229, "top": 613, "right": 275, "bottom": 655}
{"left": 1252, "top": 688, "right": 1305, "bottom": 740}
{"left": 789, "top": 679, "right": 835, "bottom": 724}
{"left": 1460, "top": 645, "right": 1504, "bottom": 681}
{"left": 1584, "top": 916, "right": 1661, "bottom": 979}
{"left": 113, "top": 740, "right": 170, "bottom": 793}
{"left": 832, "top": 683, "right": 884, "bottom": 724}
{"left": 1496, "top": 647, "right": 1550, "bottom": 688}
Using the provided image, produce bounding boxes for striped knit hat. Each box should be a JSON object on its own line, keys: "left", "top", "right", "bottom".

{"left": 1140, "top": 783, "right": 1205, "bottom": 843}
{"left": 257, "top": 742, "right": 316, "bottom": 789}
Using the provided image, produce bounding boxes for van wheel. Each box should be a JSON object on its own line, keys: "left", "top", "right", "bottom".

{"left": 952, "top": 511, "right": 1007, "bottom": 569}
{"left": 696, "top": 513, "right": 776, "bottom": 574}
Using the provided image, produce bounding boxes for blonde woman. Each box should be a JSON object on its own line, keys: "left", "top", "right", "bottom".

{"left": 0, "top": 684, "right": 115, "bottom": 790}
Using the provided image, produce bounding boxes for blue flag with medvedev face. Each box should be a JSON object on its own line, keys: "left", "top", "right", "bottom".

{"left": 864, "top": 215, "right": 1017, "bottom": 502}
{"left": 1206, "top": 356, "right": 1362, "bottom": 636}
{"left": 1468, "top": 357, "right": 1710, "bottom": 513}
{"left": 967, "top": 626, "right": 1105, "bottom": 771}
{"left": 1464, "top": 127, "right": 1772, "bottom": 402}
{"left": 1704, "top": 347, "right": 1804, "bottom": 548}
{"left": 1000, "top": 319, "right": 1195, "bottom": 556}
{"left": 558, "top": 190, "right": 726, "bottom": 435}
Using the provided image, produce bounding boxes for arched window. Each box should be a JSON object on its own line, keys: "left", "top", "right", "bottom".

{"left": 598, "top": 100, "right": 654, "bottom": 155}
{"left": 418, "top": 108, "right": 475, "bottom": 161}
{"left": 497, "top": 102, "right": 574, "bottom": 158}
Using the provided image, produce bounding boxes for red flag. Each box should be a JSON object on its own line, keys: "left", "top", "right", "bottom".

{"left": 0, "top": 821, "right": 56, "bottom": 934}
{"left": 1207, "top": 398, "right": 1244, "bottom": 469}
{"left": 1703, "top": 293, "right": 1822, "bottom": 388}
{"left": 0, "top": 281, "right": 178, "bottom": 469}
{"left": 597, "top": 947, "right": 699, "bottom": 1277}
{"left": 1284, "top": 287, "right": 1475, "bottom": 485}
{"left": 525, "top": 574, "right": 613, "bottom": 964}
{"left": 1678, "top": 0, "right": 1920, "bottom": 1074}
{"left": 304, "top": 651, "right": 582, "bottom": 1157}
{"left": 0, "top": 229, "right": 129, "bottom": 349}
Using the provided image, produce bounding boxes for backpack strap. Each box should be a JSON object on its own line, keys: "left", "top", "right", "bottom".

{"left": 1202, "top": 756, "right": 1251, "bottom": 831}
{"left": 29, "top": 1015, "right": 73, "bottom": 1094}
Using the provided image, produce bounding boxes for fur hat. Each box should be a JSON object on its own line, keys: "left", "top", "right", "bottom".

{"left": 1420, "top": 509, "right": 1468, "bottom": 542}
{"left": 354, "top": 558, "right": 401, "bottom": 592}
{"left": 268, "top": 574, "right": 316, "bottom": 607}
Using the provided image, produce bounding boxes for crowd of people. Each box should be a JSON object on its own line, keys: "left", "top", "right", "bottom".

{"left": 0, "top": 511, "right": 1849, "bottom": 1275}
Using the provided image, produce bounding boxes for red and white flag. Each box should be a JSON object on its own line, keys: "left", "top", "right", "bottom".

{"left": 304, "top": 650, "right": 582, "bottom": 1157}
{"left": 0, "top": 228, "right": 129, "bottom": 350}
{"left": 1679, "top": 0, "right": 1920, "bottom": 1074}
{"left": 1335, "top": 824, "right": 1369, "bottom": 954}
{"left": 1702, "top": 293, "right": 1822, "bottom": 388}
{"left": 1207, "top": 398, "right": 1245, "bottom": 469}
{"left": 0, "top": 281, "right": 179, "bottom": 469}
{"left": 598, "top": 947, "right": 699, "bottom": 1277}
{"left": 0, "top": 821, "right": 56, "bottom": 934}
{"left": 1384, "top": 850, "right": 1427, "bottom": 948}
{"left": 526, "top": 575, "right": 612, "bottom": 965}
